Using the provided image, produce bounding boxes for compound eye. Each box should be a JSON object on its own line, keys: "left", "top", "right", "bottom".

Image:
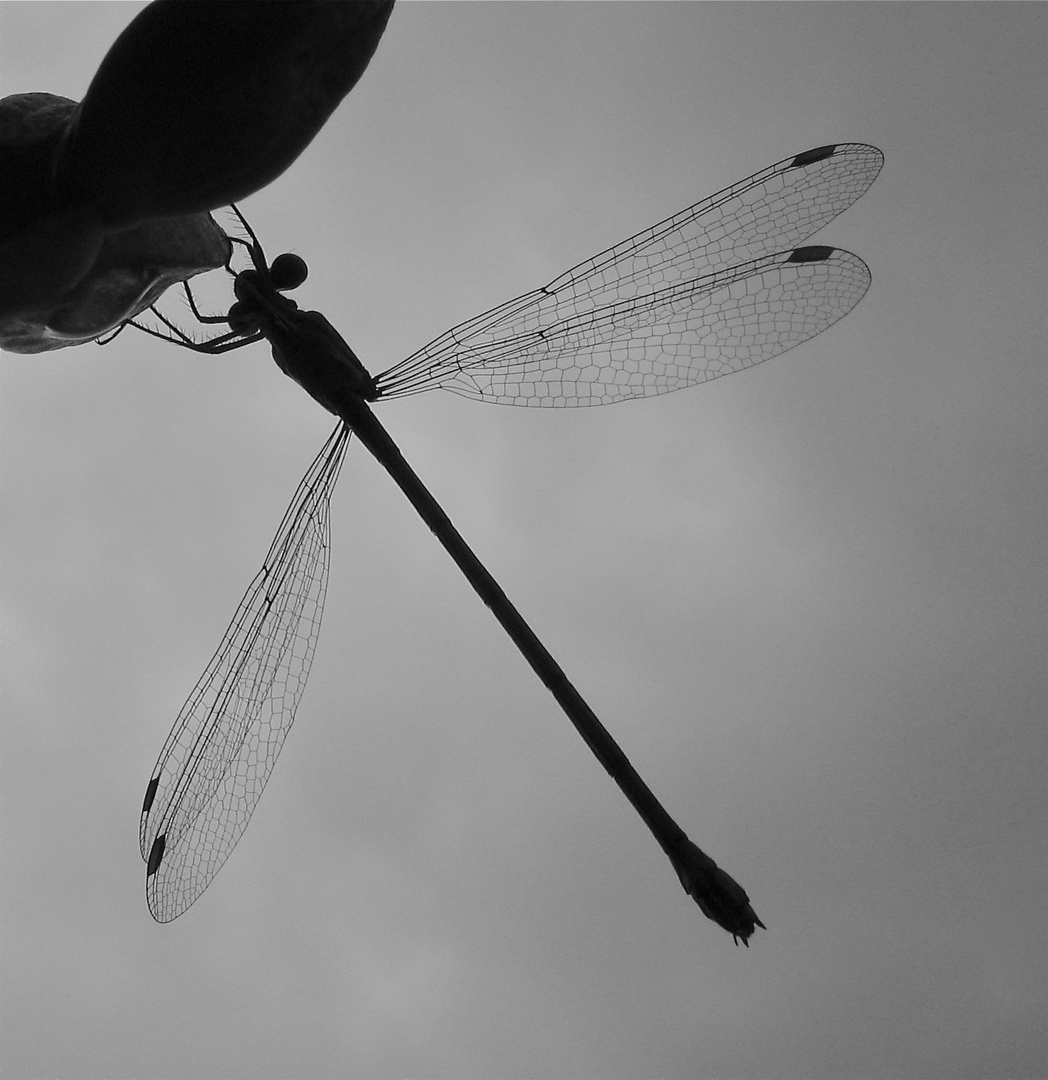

{"left": 233, "top": 268, "right": 262, "bottom": 302}
{"left": 270, "top": 252, "right": 308, "bottom": 292}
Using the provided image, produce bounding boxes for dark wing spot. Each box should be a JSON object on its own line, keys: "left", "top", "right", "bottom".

{"left": 790, "top": 145, "right": 837, "bottom": 168}
{"left": 142, "top": 775, "right": 160, "bottom": 814}
{"left": 146, "top": 834, "right": 166, "bottom": 877}
{"left": 787, "top": 245, "right": 835, "bottom": 263}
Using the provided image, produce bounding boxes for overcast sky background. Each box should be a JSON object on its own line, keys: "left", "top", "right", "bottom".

{"left": 2, "top": 3, "right": 1046, "bottom": 1078}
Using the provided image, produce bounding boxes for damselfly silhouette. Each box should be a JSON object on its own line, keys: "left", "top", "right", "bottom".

{"left": 129, "top": 143, "right": 882, "bottom": 941}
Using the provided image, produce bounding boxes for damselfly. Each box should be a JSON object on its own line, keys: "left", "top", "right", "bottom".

{"left": 128, "top": 142, "right": 882, "bottom": 942}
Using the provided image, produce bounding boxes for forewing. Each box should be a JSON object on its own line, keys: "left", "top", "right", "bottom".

{"left": 375, "top": 143, "right": 881, "bottom": 405}
{"left": 140, "top": 423, "right": 350, "bottom": 921}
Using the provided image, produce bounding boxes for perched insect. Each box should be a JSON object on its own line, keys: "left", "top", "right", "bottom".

{"left": 128, "top": 142, "right": 882, "bottom": 942}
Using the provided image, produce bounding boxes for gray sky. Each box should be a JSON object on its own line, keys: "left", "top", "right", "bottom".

{"left": 2, "top": 3, "right": 1045, "bottom": 1077}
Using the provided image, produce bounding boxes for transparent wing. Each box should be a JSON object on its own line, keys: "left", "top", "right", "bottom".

{"left": 374, "top": 143, "right": 882, "bottom": 406}
{"left": 140, "top": 422, "right": 350, "bottom": 922}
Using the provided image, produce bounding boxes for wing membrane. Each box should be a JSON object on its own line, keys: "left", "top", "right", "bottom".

{"left": 375, "top": 143, "right": 881, "bottom": 404}
{"left": 140, "top": 423, "right": 350, "bottom": 921}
